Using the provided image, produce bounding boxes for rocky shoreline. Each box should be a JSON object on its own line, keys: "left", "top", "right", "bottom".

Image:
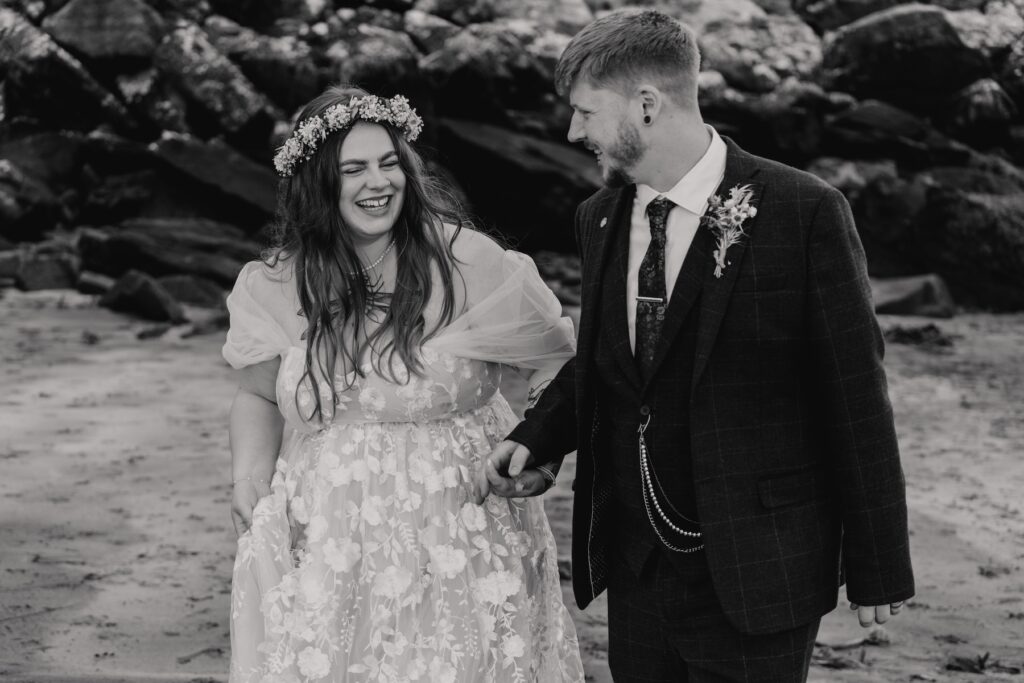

{"left": 2, "top": 0, "right": 1024, "bottom": 324}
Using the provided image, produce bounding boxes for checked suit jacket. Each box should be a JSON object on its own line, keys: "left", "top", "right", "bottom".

{"left": 508, "top": 138, "right": 915, "bottom": 635}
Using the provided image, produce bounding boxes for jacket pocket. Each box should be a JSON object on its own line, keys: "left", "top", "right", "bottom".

{"left": 757, "top": 466, "right": 823, "bottom": 509}
{"left": 733, "top": 270, "right": 789, "bottom": 292}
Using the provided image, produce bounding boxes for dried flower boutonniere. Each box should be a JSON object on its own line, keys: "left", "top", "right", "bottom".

{"left": 703, "top": 184, "right": 758, "bottom": 279}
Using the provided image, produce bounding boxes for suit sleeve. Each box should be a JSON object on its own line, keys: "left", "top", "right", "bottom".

{"left": 806, "top": 188, "right": 915, "bottom": 606}
{"left": 505, "top": 205, "right": 588, "bottom": 467}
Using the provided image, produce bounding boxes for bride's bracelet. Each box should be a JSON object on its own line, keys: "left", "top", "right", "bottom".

{"left": 232, "top": 475, "right": 269, "bottom": 486}
{"left": 535, "top": 465, "right": 558, "bottom": 490}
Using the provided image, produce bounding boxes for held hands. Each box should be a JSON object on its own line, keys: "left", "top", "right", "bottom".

{"left": 230, "top": 477, "right": 271, "bottom": 537}
{"left": 850, "top": 601, "right": 904, "bottom": 628}
{"left": 473, "top": 440, "right": 551, "bottom": 504}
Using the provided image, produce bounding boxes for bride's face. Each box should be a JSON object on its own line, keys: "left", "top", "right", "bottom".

{"left": 337, "top": 122, "right": 407, "bottom": 244}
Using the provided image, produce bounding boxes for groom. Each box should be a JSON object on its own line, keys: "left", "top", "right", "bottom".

{"left": 479, "top": 9, "right": 915, "bottom": 682}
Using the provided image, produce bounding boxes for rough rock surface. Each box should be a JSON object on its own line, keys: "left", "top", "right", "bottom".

{"left": 99, "top": 269, "right": 188, "bottom": 322}
{"left": 203, "top": 14, "right": 319, "bottom": 112}
{"left": 820, "top": 5, "right": 990, "bottom": 112}
{"left": 324, "top": 24, "right": 421, "bottom": 95}
{"left": 437, "top": 118, "right": 600, "bottom": 253}
{"left": 403, "top": 8, "right": 460, "bottom": 54}
{"left": 153, "top": 20, "right": 272, "bottom": 136}
{"left": 0, "top": 7, "right": 136, "bottom": 131}
{"left": 41, "top": 0, "right": 167, "bottom": 61}
{"left": 0, "top": 160, "right": 64, "bottom": 242}
{"left": 872, "top": 274, "right": 956, "bottom": 318}
{"left": 148, "top": 132, "right": 277, "bottom": 218}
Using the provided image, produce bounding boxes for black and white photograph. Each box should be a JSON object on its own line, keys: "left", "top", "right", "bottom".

{"left": 1, "top": 0, "right": 1022, "bottom": 681}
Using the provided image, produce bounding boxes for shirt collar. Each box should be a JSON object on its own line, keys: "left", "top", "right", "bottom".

{"left": 636, "top": 125, "right": 728, "bottom": 218}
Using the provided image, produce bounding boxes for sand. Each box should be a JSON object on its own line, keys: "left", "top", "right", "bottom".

{"left": 1, "top": 289, "right": 1022, "bottom": 682}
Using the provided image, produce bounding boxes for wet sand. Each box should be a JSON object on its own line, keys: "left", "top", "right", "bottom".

{"left": 1, "top": 289, "right": 1022, "bottom": 681}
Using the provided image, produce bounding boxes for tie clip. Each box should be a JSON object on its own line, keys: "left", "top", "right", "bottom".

{"left": 636, "top": 296, "right": 664, "bottom": 303}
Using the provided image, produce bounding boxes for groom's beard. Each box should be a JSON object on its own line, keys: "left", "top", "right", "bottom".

{"left": 601, "top": 119, "right": 645, "bottom": 188}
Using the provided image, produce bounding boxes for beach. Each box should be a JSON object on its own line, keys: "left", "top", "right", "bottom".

{"left": 1, "top": 289, "right": 1022, "bottom": 682}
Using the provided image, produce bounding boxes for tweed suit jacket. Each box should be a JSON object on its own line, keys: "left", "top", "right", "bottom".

{"left": 508, "top": 138, "right": 915, "bottom": 635}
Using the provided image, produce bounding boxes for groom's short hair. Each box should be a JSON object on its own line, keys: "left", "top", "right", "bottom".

{"left": 555, "top": 9, "right": 700, "bottom": 106}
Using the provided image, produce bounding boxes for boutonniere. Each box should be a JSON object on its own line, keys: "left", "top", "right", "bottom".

{"left": 703, "top": 184, "right": 758, "bottom": 279}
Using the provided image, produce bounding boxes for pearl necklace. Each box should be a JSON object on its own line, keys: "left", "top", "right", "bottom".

{"left": 349, "top": 238, "right": 395, "bottom": 276}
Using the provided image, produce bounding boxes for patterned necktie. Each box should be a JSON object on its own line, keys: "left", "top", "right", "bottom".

{"left": 635, "top": 196, "right": 674, "bottom": 379}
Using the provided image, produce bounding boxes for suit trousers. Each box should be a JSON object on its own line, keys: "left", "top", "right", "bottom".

{"left": 606, "top": 547, "right": 820, "bottom": 683}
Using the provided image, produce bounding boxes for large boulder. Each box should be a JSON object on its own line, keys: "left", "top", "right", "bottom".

{"left": 99, "top": 269, "right": 188, "bottom": 322}
{"left": 118, "top": 217, "right": 260, "bottom": 262}
{"left": 872, "top": 274, "right": 956, "bottom": 318}
{"left": 0, "top": 160, "right": 64, "bottom": 242}
{"left": 944, "top": 78, "right": 1018, "bottom": 147}
{"left": 823, "top": 99, "right": 973, "bottom": 168}
{"left": 41, "top": 0, "right": 166, "bottom": 62}
{"left": 78, "top": 219, "right": 257, "bottom": 286}
{"left": 792, "top": 0, "right": 906, "bottom": 32}
{"left": 205, "top": 0, "right": 309, "bottom": 31}
{"left": 490, "top": 0, "right": 593, "bottom": 34}
{"left": 147, "top": 0, "right": 211, "bottom": 23}
{"left": 411, "top": 0, "right": 497, "bottom": 26}
{"left": 153, "top": 20, "right": 274, "bottom": 138}
{"left": 15, "top": 253, "right": 79, "bottom": 290}
{"left": 819, "top": 4, "right": 990, "bottom": 112}
{"left": 116, "top": 68, "right": 190, "bottom": 133}
{"left": 998, "top": 35, "right": 1024, "bottom": 110}
{"left": 156, "top": 273, "right": 225, "bottom": 307}
{"left": 701, "top": 79, "right": 835, "bottom": 164}
{"left": 403, "top": 9, "right": 460, "bottom": 54}
{"left": 421, "top": 22, "right": 555, "bottom": 120}
{"left": 148, "top": 131, "right": 277, "bottom": 219}
{"left": 0, "top": 8, "right": 136, "bottom": 132}
{"left": 911, "top": 183, "right": 1024, "bottom": 310}
{"left": 203, "top": 15, "right": 319, "bottom": 112}
{"left": 0, "top": 130, "right": 84, "bottom": 188}
{"left": 695, "top": 5, "right": 822, "bottom": 93}
{"left": 945, "top": 2, "right": 1024, "bottom": 62}
{"left": 437, "top": 118, "right": 600, "bottom": 253}
{"left": 805, "top": 156, "right": 924, "bottom": 276}
{"left": 324, "top": 25, "right": 421, "bottom": 96}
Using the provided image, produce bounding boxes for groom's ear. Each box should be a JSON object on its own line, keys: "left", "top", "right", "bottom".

{"left": 636, "top": 84, "right": 664, "bottom": 125}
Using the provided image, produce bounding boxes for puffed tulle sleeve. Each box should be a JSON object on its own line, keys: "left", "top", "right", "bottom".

{"left": 429, "top": 246, "right": 576, "bottom": 370}
{"left": 222, "top": 260, "right": 298, "bottom": 369}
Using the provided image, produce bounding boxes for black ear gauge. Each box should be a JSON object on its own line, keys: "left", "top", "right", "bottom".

{"left": 643, "top": 115, "right": 652, "bottom": 124}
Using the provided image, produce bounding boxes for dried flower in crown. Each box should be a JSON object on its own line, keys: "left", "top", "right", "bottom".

{"left": 273, "top": 94, "right": 424, "bottom": 177}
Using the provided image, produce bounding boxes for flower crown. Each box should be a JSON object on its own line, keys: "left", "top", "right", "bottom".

{"left": 273, "top": 94, "right": 424, "bottom": 177}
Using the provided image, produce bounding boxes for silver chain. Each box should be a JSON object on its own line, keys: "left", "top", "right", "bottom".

{"left": 638, "top": 418, "right": 704, "bottom": 553}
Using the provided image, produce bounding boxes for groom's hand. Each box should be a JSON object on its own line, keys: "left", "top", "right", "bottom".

{"left": 474, "top": 440, "right": 547, "bottom": 503}
{"left": 850, "top": 601, "right": 904, "bottom": 628}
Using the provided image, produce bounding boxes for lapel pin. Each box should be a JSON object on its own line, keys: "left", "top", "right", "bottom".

{"left": 599, "top": 217, "right": 607, "bottom": 227}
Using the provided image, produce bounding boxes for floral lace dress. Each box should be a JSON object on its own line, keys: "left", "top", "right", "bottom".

{"left": 222, "top": 238, "right": 584, "bottom": 683}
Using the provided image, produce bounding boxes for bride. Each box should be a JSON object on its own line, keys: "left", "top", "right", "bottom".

{"left": 222, "top": 85, "right": 584, "bottom": 682}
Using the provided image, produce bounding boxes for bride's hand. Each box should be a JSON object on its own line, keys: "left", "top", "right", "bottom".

{"left": 474, "top": 441, "right": 550, "bottom": 503}
{"left": 231, "top": 478, "right": 272, "bottom": 537}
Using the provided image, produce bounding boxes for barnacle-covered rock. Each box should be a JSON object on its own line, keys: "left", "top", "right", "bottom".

{"left": 41, "top": 0, "right": 167, "bottom": 62}
{"left": 0, "top": 7, "right": 136, "bottom": 131}
{"left": 820, "top": 4, "right": 989, "bottom": 112}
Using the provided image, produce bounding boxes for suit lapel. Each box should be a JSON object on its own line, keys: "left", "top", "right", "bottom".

{"left": 578, "top": 185, "right": 635, "bottom": 385}
{"left": 690, "top": 139, "right": 765, "bottom": 398}
{"left": 603, "top": 200, "right": 643, "bottom": 390}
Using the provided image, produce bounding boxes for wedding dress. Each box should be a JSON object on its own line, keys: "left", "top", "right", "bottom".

{"left": 222, "top": 230, "right": 584, "bottom": 683}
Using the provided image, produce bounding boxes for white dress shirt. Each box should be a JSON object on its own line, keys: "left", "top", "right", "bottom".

{"left": 626, "top": 126, "right": 728, "bottom": 351}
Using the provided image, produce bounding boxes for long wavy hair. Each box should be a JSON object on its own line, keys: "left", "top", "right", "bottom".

{"left": 267, "top": 85, "right": 466, "bottom": 422}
